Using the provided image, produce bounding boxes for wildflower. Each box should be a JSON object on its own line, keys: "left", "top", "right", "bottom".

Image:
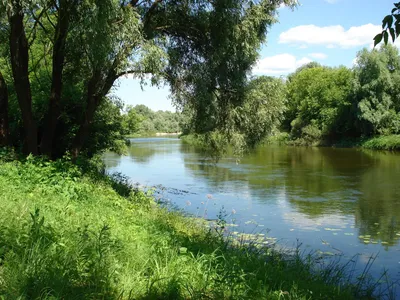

{"left": 206, "top": 194, "right": 213, "bottom": 199}
{"left": 185, "top": 200, "right": 191, "bottom": 206}
{"left": 231, "top": 209, "right": 236, "bottom": 215}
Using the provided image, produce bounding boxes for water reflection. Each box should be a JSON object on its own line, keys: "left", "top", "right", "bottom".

{"left": 179, "top": 144, "right": 400, "bottom": 246}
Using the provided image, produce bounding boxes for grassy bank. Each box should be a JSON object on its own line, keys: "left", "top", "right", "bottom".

{"left": 360, "top": 135, "right": 400, "bottom": 151}
{"left": 0, "top": 153, "right": 381, "bottom": 299}
{"left": 263, "top": 133, "right": 400, "bottom": 151}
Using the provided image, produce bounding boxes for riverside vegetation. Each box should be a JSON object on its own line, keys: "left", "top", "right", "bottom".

{"left": 0, "top": 1, "right": 399, "bottom": 298}
{"left": 181, "top": 44, "right": 400, "bottom": 154}
{"left": 123, "top": 105, "right": 183, "bottom": 137}
{"left": 0, "top": 149, "right": 387, "bottom": 299}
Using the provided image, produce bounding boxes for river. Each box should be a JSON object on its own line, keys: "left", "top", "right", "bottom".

{"left": 104, "top": 137, "right": 400, "bottom": 289}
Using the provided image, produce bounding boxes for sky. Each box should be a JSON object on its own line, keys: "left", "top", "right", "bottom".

{"left": 114, "top": 0, "right": 396, "bottom": 112}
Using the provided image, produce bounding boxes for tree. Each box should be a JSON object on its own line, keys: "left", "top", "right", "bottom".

{"left": 374, "top": 2, "right": 400, "bottom": 46}
{"left": 123, "top": 106, "right": 144, "bottom": 134}
{"left": 165, "top": 0, "right": 297, "bottom": 146}
{"left": 5, "top": 0, "right": 38, "bottom": 154}
{"left": 237, "top": 76, "right": 286, "bottom": 147}
{"left": 281, "top": 61, "right": 321, "bottom": 131}
{"left": 181, "top": 75, "right": 286, "bottom": 156}
{"left": 285, "top": 65, "right": 353, "bottom": 142}
{"left": 1, "top": 0, "right": 295, "bottom": 158}
{"left": 353, "top": 44, "right": 400, "bottom": 135}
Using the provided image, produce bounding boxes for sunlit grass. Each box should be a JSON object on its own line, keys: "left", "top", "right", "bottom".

{"left": 361, "top": 135, "right": 400, "bottom": 151}
{"left": 0, "top": 153, "right": 389, "bottom": 299}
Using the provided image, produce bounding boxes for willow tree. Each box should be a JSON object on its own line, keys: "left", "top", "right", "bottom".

{"left": 0, "top": 0, "right": 295, "bottom": 158}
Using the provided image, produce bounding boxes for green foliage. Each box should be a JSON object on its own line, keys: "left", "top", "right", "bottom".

{"left": 281, "top": 45, "right": 400, "bottom": 146}
{"left": 362, "top": 135, "right": 400, "bottom": 150}
{"left": 1, "top": 0, "right": 291, "bottom": 158}
{"left": 168, "top": 0, "right": 297, "bottom": 148}
{"left": 285, "top": 66, "right": 353, "bottom": 144}
{"left": 122, "top": 106, "right": 144, "bottom": 134}
{"left": 0, "top": 158, "right": 379, "bottom": 299}
{"left": 237, "top": 76, "right": 287, "bottom": 147}
{"left": 374, "top": 2, "right": 400, "bottom": 46}
{"left": 353, "top": 44, "right": 400, "bottom": 136}
{"left": 124, "top": 105, "right": 183, "bottom": 135}
{"left": 181, "top": 76, "right": 287, "bottom": 156}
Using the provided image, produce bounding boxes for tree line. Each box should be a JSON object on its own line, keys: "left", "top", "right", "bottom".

{"left": 123, "top": 104, "right": 182, "bottom": 135}
{"left": 282, "top": 44, "right": 400, "bottom": 145}
{"left": 181, "top": 44, "right": 400, "bottom": 153}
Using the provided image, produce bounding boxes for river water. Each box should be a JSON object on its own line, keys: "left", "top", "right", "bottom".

{"left": 104, "top": 137, "right": 400, "bottom": 289}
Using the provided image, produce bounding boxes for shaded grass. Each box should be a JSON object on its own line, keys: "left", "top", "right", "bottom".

{"left": 0, "top": 154, "right": 385, "bottom": 299}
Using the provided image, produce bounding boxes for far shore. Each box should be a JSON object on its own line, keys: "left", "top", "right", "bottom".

{"left": 154, "top": 132, "right": 181, "bottom": 136}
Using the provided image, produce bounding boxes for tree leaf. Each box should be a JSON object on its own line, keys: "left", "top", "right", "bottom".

{"left": 396, "top": 23, "right": 400, "bottom": 36}
{"left": 374, "top": 33, "right": 383, "bottom": 47}
{"left": 384, "top": 31, "right": 389, "bottom": 44}
{"left": 390, "top": 27, "right": 396, "bottom": 42}
{"left": 383, "top": 15, "right": 393, "bottom": 29}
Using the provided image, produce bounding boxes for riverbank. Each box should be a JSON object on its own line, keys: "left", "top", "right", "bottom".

{"left": 125, "top": 132, "right": 181, "bottom": 138}
{"left": 0, "top": 152, "right": 383, "bottom": 299}
{"left": 181, "top": 133, "right": 400, "bottom": 152}
{"left": 264, "top": 133, "right": 400, "bottom": 151}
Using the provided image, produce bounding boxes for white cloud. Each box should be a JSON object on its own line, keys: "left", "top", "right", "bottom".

{"left": 324, "top": 0, "right": 338, "bottom": 3}
{"left": 279, "top": 23, "right": 381, "bottom": 48}
{"left": 309, "top": 52, "right": 328, "bottom": 59}
{"left": 253, "top": 54, "right": 312, "bottom": 75}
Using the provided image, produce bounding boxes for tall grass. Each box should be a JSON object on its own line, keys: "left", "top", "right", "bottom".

{"left": 0, "top": 152, "right": 389, "bottom": 299}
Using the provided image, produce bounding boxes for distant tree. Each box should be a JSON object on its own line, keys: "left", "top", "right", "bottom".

{"left": 285, "top": 66, "right": 353, "bottom": 142}
{"left": 282, "top": 62, "right": 322, "bottom": 131}
{"left": 122, "top": 105, "right": 182, "bottom": 134}
{"left": 133, "top": 105, "right": 154, "bottom": 119}
{"left": 123, "top": 106, "right": 144, "bottom": 134}
{"left": 237, "top": 76, "right": 287, "bottom": 147}
{"left": 353, "top": 44, "right": 400, "bottom": 135}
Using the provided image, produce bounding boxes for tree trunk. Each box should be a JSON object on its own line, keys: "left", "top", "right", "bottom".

{"left": 0, "top": 72, "right": 9, "bottom": 146}
{"left": 8, "top": 4, "right": 38, "bottom": 155}
{"left": 40, "top": 0, "right": 71, "bottom": 157}
{"left": 70, "top": 69, "right": 117, "bottom": 158}
{"left": 70, "top": 94, "right": 100, "bottom": 158}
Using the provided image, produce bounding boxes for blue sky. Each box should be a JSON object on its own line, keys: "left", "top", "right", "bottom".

{"left": 114, "top": 0, "right": 395, "bottom": 112}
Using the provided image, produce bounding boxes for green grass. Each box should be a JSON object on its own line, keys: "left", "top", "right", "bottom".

{"left": 361, "top": 135, "right": 400, "bottom": 151}
{"left": 0, "top": 153, "right": 383, "bottom": 299}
